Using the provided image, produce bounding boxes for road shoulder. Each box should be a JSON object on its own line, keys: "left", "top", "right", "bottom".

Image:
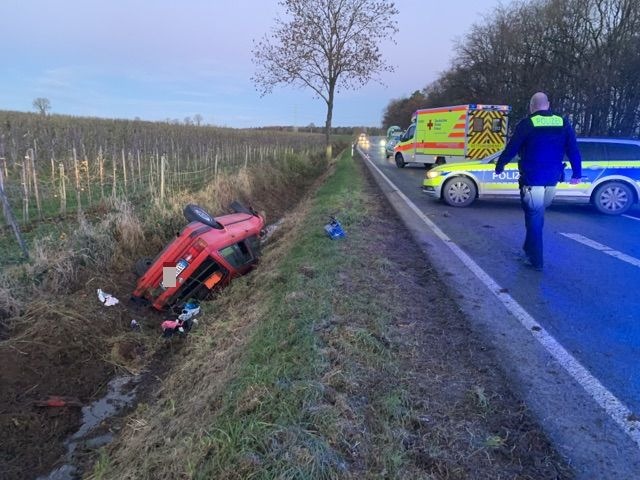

{"left": 357, "top": 147, "right": 640, "bottom": 480}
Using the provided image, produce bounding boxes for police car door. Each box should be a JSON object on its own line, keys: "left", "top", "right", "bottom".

{"left": 556, "top": 141, "right": 605, "bottom": 201}
{"left": 483, "top": 155, "right": 521, "bottom": 198}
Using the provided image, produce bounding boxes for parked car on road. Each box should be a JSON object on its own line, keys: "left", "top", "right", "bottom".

{"left": 132, "top": 202, "right": 265, "bottom": 310}
{"left": 422, "top": 138, "right": 640, "bottom": 215}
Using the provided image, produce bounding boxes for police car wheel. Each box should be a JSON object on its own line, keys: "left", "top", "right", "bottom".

{"left": 395, "top": 154, "right": 406, "bottom": 168}
{"left": 593, "top": 181, "right": 633, "bottom": 215}
{"left": 442, "top": 177, "right": 477, "bottom": 207}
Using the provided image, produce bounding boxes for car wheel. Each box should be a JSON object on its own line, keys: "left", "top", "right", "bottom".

{"left": 134, "top": 257, "right": 154, "bottom": 277}
{"left": 593, "top": 181, "right": 634, "bottom": 215}
{"left": 442, "top": 177, "right": 477, "bottom": 207}
{"left": 183, "top": 204, "right": 223, "bottom": 228}
{"left": 395, "top": 153, "right": 406, "bottom": 168}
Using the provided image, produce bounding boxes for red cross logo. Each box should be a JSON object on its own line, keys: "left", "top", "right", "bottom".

{"left": 427, "top": 120, "right": 434, "bottom": 130}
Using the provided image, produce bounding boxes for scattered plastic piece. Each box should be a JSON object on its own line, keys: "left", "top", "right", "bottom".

{"left": 130, "top": 319, "right": 141, "bottom": 331}
{"left": 324, "top": 217, "right": 346, "bottom": 240}
{"left": 97, "top": 289, "right": 119, "bottom": 306}
{"left": 178, "top": 300, "right": 201, "bottom": 321}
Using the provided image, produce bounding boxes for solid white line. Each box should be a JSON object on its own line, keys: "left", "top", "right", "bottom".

{"left": 357, "top": 147, "right": 640, "bottom": 449}
{"left": 622, "top": 214, "right": 640, "bottom": 222}
{"left": 561, "top": 233, "right": 640, "bottom": 269}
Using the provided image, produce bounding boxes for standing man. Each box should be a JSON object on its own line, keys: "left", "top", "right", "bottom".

{"left": 495, "top": 92, "right": 582, "bottom": 271}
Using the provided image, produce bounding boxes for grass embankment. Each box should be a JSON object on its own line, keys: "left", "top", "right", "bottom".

{"left": 95, "top": 150, "right": 571, "bottom": 479}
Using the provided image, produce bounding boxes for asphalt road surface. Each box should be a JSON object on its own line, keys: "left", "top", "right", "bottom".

{"left": 360, "top": 138, "right": 640, "bottom": 431}
{"left": 367, "top": 142, "right": 640, "bottom": 416}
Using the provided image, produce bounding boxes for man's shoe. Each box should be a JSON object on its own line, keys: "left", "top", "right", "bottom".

{"left": 523, "top": 258, "right": 543, "bottom": 271}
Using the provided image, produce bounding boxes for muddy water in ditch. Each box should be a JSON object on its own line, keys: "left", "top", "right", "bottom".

{"left": 37, "top": 375, "right": 140, "bottom": 480}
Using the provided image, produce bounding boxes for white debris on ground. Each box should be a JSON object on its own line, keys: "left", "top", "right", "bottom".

{"left": 97, "top": 289, "right": 119, "bottom": 306}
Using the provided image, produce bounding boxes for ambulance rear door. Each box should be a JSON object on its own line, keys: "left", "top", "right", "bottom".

{"left": 467, "top": 106, "right": 510, "bottom": 160}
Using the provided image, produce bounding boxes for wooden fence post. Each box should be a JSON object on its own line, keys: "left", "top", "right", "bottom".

{"left": 59, "top": 162, "right": 67, "bottom": 215}
{"left": 112, "top": 153, "right": 117, "bottom": 198}
{"left": 121, "top": 148, "right": 128, "bottom": 192}
{"left": 160, "top": 154, "right": 166, "bottom": 201}
{"left": 98, "top": 148, "right": 104, "bottom": 199}
{"left": 73, "top": 147, "right": 82, "bottom": 213}
{"left": 0, "top": 168, "right": 29, "bottom": 259}
{"left": 21, "top": 159, "right": 29, "bottom": 223}
{"left": 28, "top": 149, "right": 42, "bottom": 219}
{"left": 83, "top": 148, "right": 92, "bottom": 207}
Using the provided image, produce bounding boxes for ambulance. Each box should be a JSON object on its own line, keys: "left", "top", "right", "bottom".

{"left": 393, "top": 104, "right": 511, "bottom": 168}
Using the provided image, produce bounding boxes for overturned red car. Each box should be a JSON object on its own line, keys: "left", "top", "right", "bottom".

{"left": 132, "top": 202, "right": 265, "bottom": 310}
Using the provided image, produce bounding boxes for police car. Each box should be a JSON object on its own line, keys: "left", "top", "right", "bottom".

{"left": 422, "top": 138, "right": 640, "bottom": 215}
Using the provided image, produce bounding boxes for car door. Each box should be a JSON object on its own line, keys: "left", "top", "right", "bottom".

{"left": 481, "top": 155, "right": 521, "bottom": 198}
{"left": 218, "top": 239, "right": 257, "bottom": 275}
{"left": 400, "top": 123, "right": 416, "bottom": 161}
{"left": 556, "top": 141, "right": 606, "bottom": 200}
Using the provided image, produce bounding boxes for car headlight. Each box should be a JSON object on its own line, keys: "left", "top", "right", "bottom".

{"left": 379, "top": 139, "right": 386, "bottom": 146}
{"left": 426, "top": 171, "right": 441, "bottom": 179}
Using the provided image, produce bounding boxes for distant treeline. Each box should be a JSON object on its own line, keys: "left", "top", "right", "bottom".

{"left": 383, "top": 0, "right": 640, "bottom": 137}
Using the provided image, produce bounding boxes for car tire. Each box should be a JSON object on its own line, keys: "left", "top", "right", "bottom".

{"left": 442, "top": 177, "right": 477, "bottom": 207}
{"left": 183, "top": 204, "right": 223, "bottom": 228}
{"left": 134, "top": 257, "right": 154, "bottom": 277}
{"left": 395, "top": 153, "right": 406, "bottom": 168}
{"left": 592, "top": 181, "right": 634, "bottom": 215}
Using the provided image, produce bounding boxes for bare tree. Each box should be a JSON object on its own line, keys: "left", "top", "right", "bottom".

{"left": 33, "top": 97, "right": 51, "bottom": 115}
{"left": 252, "top": 0, "right": 398, "bottom": 158}
{"left": 193, "top": 114, "right": 203, "bottom": 126}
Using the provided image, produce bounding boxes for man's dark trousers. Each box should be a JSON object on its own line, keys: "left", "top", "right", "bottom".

{"left": 520, "top": 185, "right": 556, "bottom": 268}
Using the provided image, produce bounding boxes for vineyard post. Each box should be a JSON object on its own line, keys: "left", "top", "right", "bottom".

{"left": 59, "top": 162, "right": 67, "bottom": 215}
{"left": 28, "top": 150, "right": 42, "bottom": 219}
{"left": 21, "top": 159, "right": 29, "bottom": 223}
{"left": 50, "top": 156, "right": 55, "bottom": 183}
{"left": 121, "top": 148, "right": 127, "bottom": 192}
{"left": 137, "top": 150, "right": 141, "bottom": 190}
{"left": 73, "top": 147, "right": 82, "bottom": 213}
{"left": 83, "top": 146, "right": 92, "bottom": 207}
{"left": 112, "top": 153, "right": 117, "bottom": 198}
{"left": 98, "top": 148, "right": 105, "bottom": 200}
{"left": 2, "top": 157, "right": 8, "bottom": 179}
{"left": 0, "top": 168, "right": 29, "bottom": 259}
{"left": 160, "top": 154, "right": 166, "bottom": 201}
{"left": 214, "top": 152, "right": 219, "bottom": 179}
{"left": 128, "top": 152, "right": 134, "bottom": 191}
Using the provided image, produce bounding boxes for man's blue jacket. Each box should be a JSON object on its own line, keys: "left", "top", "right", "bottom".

{"left": 495, "top": 110, "right": 582, "bottom": 186}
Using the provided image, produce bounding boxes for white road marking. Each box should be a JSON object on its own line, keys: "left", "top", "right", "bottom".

{"left": 561, "top": 233, "right": 640, "bottom": 269}
{"left": 357, "top": 147, "right": 640, "bottom": 449}
{"left": 622, "top": 214, "right": 640, "bottom": 222}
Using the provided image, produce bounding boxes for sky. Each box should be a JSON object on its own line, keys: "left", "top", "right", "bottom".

{"left": 0, "top": 0, "right": 501, "bottom": 128}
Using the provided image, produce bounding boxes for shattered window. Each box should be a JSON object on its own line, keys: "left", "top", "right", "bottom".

{"left": 219, "top": 242, "right": 254, "bottom": 269}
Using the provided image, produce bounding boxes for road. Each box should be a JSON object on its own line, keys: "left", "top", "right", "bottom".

{"left": 357, "top": 139, "right": 640, "bottom": 477}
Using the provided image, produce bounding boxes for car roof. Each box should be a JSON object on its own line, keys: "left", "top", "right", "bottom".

{"left": 577, "top": 137, "right": 640, "bottom": 145}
